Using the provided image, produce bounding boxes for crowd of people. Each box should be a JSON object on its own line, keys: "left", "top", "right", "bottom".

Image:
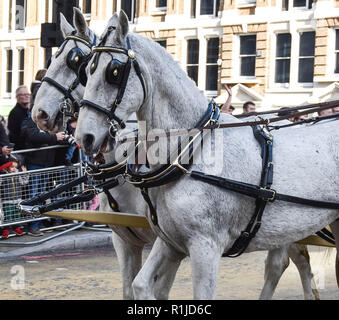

{"left": 0, "top": 69, "right": 84, "bottom": 239}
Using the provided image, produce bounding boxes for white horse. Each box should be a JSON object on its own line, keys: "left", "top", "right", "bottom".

{"left": 32, "top": 8, "right": 179, "bottom": 300}
{"left": 75, "top": 11, "right": 339, "bottom": 300}
{"left": 33, "top": 8, "right": 332, "bottom": 300}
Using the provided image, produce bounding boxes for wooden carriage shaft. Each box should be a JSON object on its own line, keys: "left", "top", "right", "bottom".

{"left": 43, "top": 210, "right": 335, "bottom": 248}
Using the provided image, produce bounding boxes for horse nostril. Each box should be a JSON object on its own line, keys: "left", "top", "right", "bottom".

{"left": 83, "top": 134, "right": 95, "bottom": 152}
{"left": 37, "top": 110, "right": 50, "bottom": 122}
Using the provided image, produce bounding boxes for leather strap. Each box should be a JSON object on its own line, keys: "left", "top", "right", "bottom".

{"left": 20, "top": 175, "right": 88, "bottom": 206}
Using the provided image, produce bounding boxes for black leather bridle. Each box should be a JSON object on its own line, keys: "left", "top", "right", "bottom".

{"left": 42, "top": 31, "right": 97, "bottom": 118}
{"left": 80, "top": 26, "right": 147, "bottom": 137}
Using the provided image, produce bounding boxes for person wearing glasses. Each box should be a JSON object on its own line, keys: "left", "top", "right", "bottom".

{"left": 7, "top": 86, "right": 31, "bottom": 150}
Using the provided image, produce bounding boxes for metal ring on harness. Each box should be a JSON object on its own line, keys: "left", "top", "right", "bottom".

{"left": 109, "top": 120, "right": 120, "bottom": 138}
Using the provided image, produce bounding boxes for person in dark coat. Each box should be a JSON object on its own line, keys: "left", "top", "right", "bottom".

{"left": 23, "top": 117, "right": 66, "bottom": 236}
{"left": 0, "top": 122, "right": 13, "bottom": 166}
{"left": 7, "top": 86, "right": 31, "bottom": 150}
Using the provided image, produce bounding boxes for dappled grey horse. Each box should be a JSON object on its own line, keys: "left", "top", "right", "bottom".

{"left": 32, "top": 9, "right": 333, "bottom": 300}
{"left": 31, "top": 8, "right": 176, "bottom": 300}
{"left": 32, "top": 9, "right": 320, "bottom": 300}
{"left": 75, "top": 11, "right": 339, "bottom": 299}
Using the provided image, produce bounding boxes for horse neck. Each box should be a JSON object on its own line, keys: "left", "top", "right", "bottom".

{"left": 135, "top": 37, "right": 208, "bottom": 132}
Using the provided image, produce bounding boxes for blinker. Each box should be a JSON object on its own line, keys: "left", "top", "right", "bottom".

{"left": 105, "top": 59, "right": 126, "bottom": 86}
{"left": 66, "top": 48, "right": 86, "bottom": 72}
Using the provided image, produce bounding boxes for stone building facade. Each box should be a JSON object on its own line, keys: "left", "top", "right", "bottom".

{"left": 1, "top": 0, "right": 339, "bottom": 113}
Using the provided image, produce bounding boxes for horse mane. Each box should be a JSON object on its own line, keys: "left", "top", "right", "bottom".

{"left": 126, "top": 32, "right": 209, "bottom": 128}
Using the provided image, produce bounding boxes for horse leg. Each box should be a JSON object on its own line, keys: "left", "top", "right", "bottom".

{"left": 189, "top": 242, "right": 221, "bottom": 300}
{"left": 132, "top": 237, "right": 185, "bottom": 300}
{"left": 112, "top": 232, "right": 143, "bottom": 300}
{"left": 329, "top": 220, "right": 339, "bottom": 288}
{"left": 259, "top": 246, "right": 290, "bottom": 300}
{"left": 153, "top": 254, "right": 182, "bottom": 300}
{"left": 287, "top": 244, "right": 319, "bottom": 300}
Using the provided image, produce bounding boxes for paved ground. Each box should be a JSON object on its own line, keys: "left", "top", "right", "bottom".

{"left": 0, "top": 223, "right": 112, "bottom": 260}
{"left": 0, "top": 226, "right": 338, "bottom": 300}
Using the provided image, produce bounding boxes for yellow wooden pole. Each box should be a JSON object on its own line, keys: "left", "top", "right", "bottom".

{"left": 43, "top": 210, "right": 151, "bottom": 229}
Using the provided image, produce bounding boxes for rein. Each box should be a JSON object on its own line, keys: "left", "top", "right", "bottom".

{"left": 118, "top": 100, "right": 339, "bottom": 144}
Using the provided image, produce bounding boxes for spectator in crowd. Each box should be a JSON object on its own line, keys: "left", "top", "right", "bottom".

{"left": 333, "top": 106, "right": 339, "bottom": 114}
{"left": 64, "top": 118, "right": 79, "bottom": 166}
{"left": 30, "top": 69, "right": 47, "bottom": 106}
{"left": 278, "top": 107, "right": 308, "bottom": 123}
{"left": 23, "top": 117, "right": 66, "bottom": 236}
{"left": 225, "top": 105, "right": 235, "bottom": 115}
{"left": 0, "top": 155, "right": 28, "bottom": 239}
{"left": 0, "top": 121, "right": 13, "bottom": 166}
{"left": 292, "top": 113, "right": 307, "bottom": 122}
{"left": 220, "top": 84, "right": 234, "bottom": 115}
{"left": 243, "top": 101, "right": 256, "bottom": 114}
{"left": 7, "top": 86, "right": 31, "bottom": 150}
{"left": 318, "top": 108, "right": 333, "bottom": 117}
{"left": 0, "top": 116, "right": 8, "bottom": 135}
{"left": 277, "top": 107, "right": 294, "bottom": 120}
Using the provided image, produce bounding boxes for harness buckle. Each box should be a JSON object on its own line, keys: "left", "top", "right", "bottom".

{"left": 260, "top": 187, "right": 276, "bottom": 202}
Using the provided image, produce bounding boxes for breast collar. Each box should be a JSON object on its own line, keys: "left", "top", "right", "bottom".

{"left": 125, "top": 101, "right": 220, "bottom": 188}
{"left": 84, "top": 101, "right": 220, "bottom": 186}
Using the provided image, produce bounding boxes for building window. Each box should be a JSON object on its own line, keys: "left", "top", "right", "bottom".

{"left": 82, "top": 0, "right": 92, "bottom": 14}
{"left": 206, "top": 38, "right": 219, "bottom": 91}
{"left": 275, "top": 33, "right": 291, "bottom": 83}
{"left": 8, "top": 0, "right": 13, "bottom": 32}
{"left": 156, "top": 0, "right": 167, "bottom": 7}
{"left": 16, "top": 0, "right": 26, "bottom": 30}
{"left": 293, "top": 0, "right": 313, "bottom": 9}
{"left": 155, "top": 40, "right": 167, "bottom": 49}
{"left": 298, "top": 31, "right": 315, "bottom": 83}
{"left": 335, "top": 29, "right": 339, "bottom": 73}
{"left": 240, "top": 35, "right": 256, "bottom": 77}
{"left": 282, "top": 0, "right": 289, "bottom": 10}
{"left": 6, "top": 49, "right": 13, "bottom": 93}
{"left": 191, "top": 0, "right": 196, "bottom": 18}
{"left": 187, "top": 39, "right": 199, "bottom": 85}
{"left": 18, "top": 48, "right": 25, "bottom": 86}
{"left": 200, "top": 0, "right": 220, "bottom": 16}
{"left": 121, "top": 0, "right": 136, "bottom": 22}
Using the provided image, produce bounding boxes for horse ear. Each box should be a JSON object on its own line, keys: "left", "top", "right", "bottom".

{"left": 116, "top": 10, "right": 129, "bottom": 42}
{"left": 60, "top": 13, "right": 75, "bottom": 38}
{"left": 73, "top": 7, "right": 90, "bottom": 39}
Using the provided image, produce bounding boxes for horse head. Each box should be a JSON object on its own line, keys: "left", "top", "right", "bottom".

{"left": 32, "top": 7, "right": 97, "bottom": 132}
{"left": 76, "top": 11, "right": 148, "bottom": 156}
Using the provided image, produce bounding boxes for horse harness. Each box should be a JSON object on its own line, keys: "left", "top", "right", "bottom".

{"left": 80, "top": 26, "right": 147, "bottom": 137}
{"left": 119, "top": 107, "right": 339, "bottom": 257}
{"left": 29, "top": 26, "right": 339, "bottom": 256}
{"left": 42, "top": 31, "right": 97, "bottom": 123}
{"left": 19, "top": 106, "right": 338, "bottom": 255}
